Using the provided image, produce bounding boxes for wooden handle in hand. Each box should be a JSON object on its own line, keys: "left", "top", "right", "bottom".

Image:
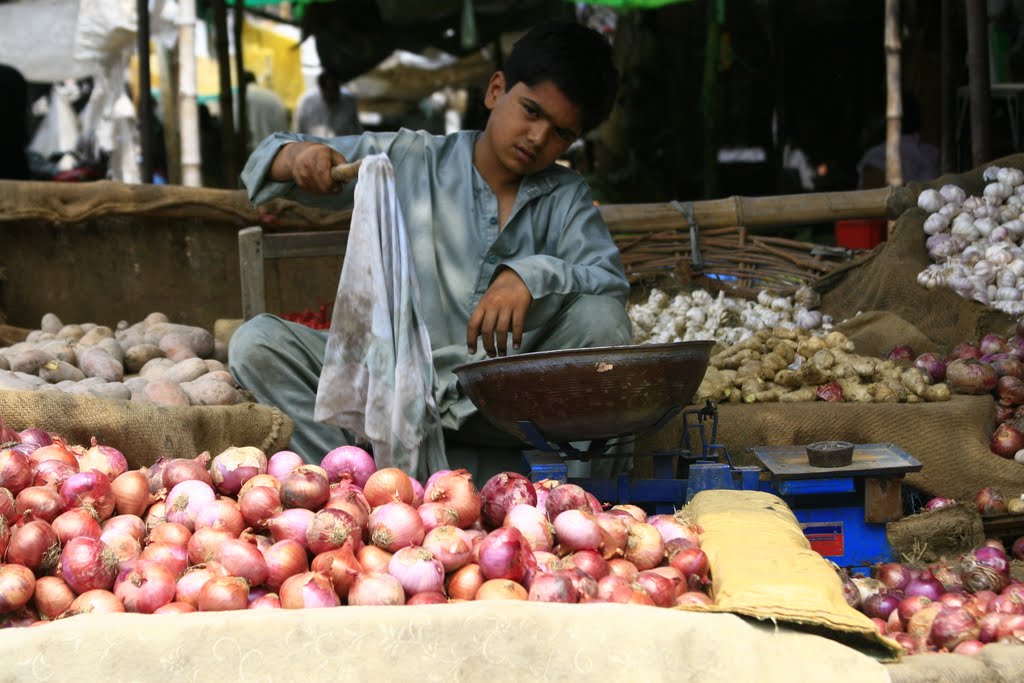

{"left": 330, "top": 159, "right": 362, "bottom": 183}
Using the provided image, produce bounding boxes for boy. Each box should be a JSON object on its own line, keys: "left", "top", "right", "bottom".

{"left": 231, "top": 19, "right": 632, "bottom": 477}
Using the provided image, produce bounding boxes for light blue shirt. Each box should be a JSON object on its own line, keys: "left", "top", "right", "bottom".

{"left": 241, "top": 128, "right": 629, "bottom": 428}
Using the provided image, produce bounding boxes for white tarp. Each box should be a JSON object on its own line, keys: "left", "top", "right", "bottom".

{"left": 0, "top": 0, "right": 90, "bottom": 82}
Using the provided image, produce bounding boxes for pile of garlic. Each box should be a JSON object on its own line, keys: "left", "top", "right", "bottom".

{"left": 627, "top": 286, "right": 833, "bottom": 346}
{"left": 916, "top": 166, "right": 1024, "bottom": 315}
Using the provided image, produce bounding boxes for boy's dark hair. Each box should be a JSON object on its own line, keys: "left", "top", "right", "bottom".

{"left": 502, "top": 19, "right": 619, "bottom": 133}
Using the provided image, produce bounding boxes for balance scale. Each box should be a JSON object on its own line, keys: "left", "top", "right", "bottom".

{"left": 751, "top": 443, "right": 923, "bottom": 568}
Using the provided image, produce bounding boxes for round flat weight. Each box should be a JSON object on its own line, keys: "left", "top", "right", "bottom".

{"left": 805, "top": 441, "right": 854, "bottom": 468}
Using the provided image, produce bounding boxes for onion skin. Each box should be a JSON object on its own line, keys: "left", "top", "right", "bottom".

{"left": 320, "top": 446, "right": 376, "bottom": 487}
{"left": 363, "top": 467, "right": 415, "bottom": 508}
{"left": 0, "top": 563, "right": 36, "bottom": 612}
{"left": 424, "top": 469, "right": 481, "bottom": 529}
{"left": 33, "top": 575, "right": 75, "bottom": 620}
{"left": 0, "top": 447, "right": 35, "bottom": 496}
{"left": 407, "top": 591, "right": 450, "bottom": 604}
{"left": 445, "top": 563, "right": 484, "bottom": 601}
{"left": 7, "top": 519, "right": 61, "bottom": 574}
{"left": 348, "top": 571, "right": 405, "bottom": 606}
{"left": 311, "top": 545, "right": 361, "bottom": 599}
{"left": 388, "top": 546, "right": 445, "bottom": 596}
{"left": 109, "top": 471, "right": 151, "bottom": 517}
{"left": 368, "top": 502, "right": 425, "bottom": 552}
{"left": 209, "top": 446, "right": 267, "bottom": 496}
{"left": 197, "top": 576, "right": 250, "bottom": 611}
{"left": 114, "top": 560, "right": 177, "bottom": 613}
{"left": 279, "top": 571, "right": 341, "bottom": 609}
{"left": 61, "top": 536, "right": 120, "bottom": 594}
{"left": 946, "top": 359, "right": 998, "bottom": 395}
{"left": 280, "top": 465, "right": 331, "bottom": 511}
{"left": 63, "top": 589, "right": 125, "bottom": 617}
{"left": 476, "top": 579, "right": 527, "bottom": 600}
{"left": 479, "top": 472, "right": 536, "bottom": 529}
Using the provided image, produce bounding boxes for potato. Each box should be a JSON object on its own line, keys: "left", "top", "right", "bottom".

{"left": 147, "top": 323, "right": 215, "bottom": 358}
{"left": 139, "top": 357, "right": 176, "bottom": 380}
{"left": 0, "top": 370, "right": 41, "bottom": 391}
{"left": 39, "top": 359, "right": 86, "bottom": 384}
{"left": 203, "top": 359, "right": 227, "bottom": 374}
{"left": 40, "top": 313, "right": 63, "bottom": 335}
{"left": 213, "top": 339, "right": 229, "bottom": 363}
{"left": 0, "top": 356, "right": 8, "bottom": 371}
{"left": 124, "top": 344, "right": 164, "bottom": 373}
{"left": 161, "top": 357, "right": 209, "bottom": 384}
{"left": 141, "top": 379, "right": 191, "bottom": 407}
{"left": 26, "top": 330, "right": 54, "bottom": 343}
{"left": 39, "top": 340, "right": 78, "bottom": 366}
{"left": 144, "top": 312, "right": 170, "bottom": 327}
{"left": 87, "top": 382, "right": 132, "bottom": 401}
{"left": 97, "top": 337, "right": 125, "bottom": 363}
{"left": 180, "top": 379, "right": 243, "bottom": 406}
{"left": 196, "top": 370, "right": 236, "bottom": 387}
{"left": 124, "top": 376, "right": 150, "bottom": 401}
{"left": 79, "top": 347, "right": 125, "bottom": 383}
{"left": 9, "top": 349, "right": 54, "bottom": 374}
{"left": 78, "top": 326, "right": 114, "bottom": 347}
{"left": 158, "top": 333, "right": 199, "bottom": 362}
{"left": 56, "top": 324, "right": 86, "bottom": 340}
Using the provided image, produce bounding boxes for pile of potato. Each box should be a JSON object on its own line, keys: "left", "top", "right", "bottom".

{"left": 0, "top": 313, "right": 245, "bottom": 408}
{"left": 697, "top": 329, "right": 952, "bottom": 404}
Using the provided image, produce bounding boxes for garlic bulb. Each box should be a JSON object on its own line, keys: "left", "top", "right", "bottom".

{"left": 997, "top": 167, "right": 1024, "bottom": 186}
{"left": 917, "top": 188, "right": 944, "bottom": 213}
{"left": 940, "top": 184, "right": 967, "bottom": 204}
{"left": 923, "top": 213, "right": 950, "bottom": 235}
{"left": 793, "top": 284, "right": 820, "bottom": 309}
{"left": 917, "top": 268, "right": 945, "bottom": 289}
{"left": 984, "top": 182, "right": 1014, "bottom": 202}
{"left": 794, "top": 308, "right": 823, "bottom": 328}
{"left": 984, "top": 166, "right": 1001, "bottom": 182}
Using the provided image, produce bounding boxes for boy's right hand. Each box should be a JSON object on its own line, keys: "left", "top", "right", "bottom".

{"left": 270, "top": 142, "right": 348, "bottom": 194}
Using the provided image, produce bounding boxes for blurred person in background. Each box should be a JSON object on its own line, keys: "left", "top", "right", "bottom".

{"left": 293, "top": 71, "right": 362, "bottom": 138}
{"left": 0, "top": 64, "right": 30, "bottom": 179}
{"left": 244, "top": 71, "right": 288, "bottom": 153}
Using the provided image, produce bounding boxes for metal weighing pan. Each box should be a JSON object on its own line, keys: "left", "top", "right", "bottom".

{"left": 453, "top": 341, "right": 715, "bottom": 444}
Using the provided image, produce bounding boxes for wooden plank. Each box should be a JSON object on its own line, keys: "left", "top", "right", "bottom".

{"left": 238, "top": 226, "right": 266, "bottom": 320}
{"left": 865, "top": 477, "right": 904, "bottom": 523}
{"left": 262, "top": 231, "right": 348, "bottom": 259}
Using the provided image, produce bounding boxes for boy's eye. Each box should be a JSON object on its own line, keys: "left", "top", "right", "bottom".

{"left": 523, "top": 104, "right": 540, "bottom": 117}
{"left": 556, "top": 129, "right": 576, "bottom": 143}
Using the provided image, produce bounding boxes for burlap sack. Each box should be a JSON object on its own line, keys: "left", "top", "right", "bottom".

{"left": 886, "top": 503, "right": 985, "bottom": 564}
{"left": 0, "top": 390, "right": 292, "bottom": 467}
{"left": 0, "top": 602, "right": 890, "bottom": 683}
{"left": 835, "top": 310, "right": 941, "bottom": 359}
{"left": 886, "top": 642, "right": 1024, "bottom": 683}
{"left": 682, "top": 489, "right": 901, "bottom": 660}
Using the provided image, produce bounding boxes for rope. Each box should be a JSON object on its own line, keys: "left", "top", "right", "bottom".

{"left": 670, "top": 200, "right": 704, "bottom": 270}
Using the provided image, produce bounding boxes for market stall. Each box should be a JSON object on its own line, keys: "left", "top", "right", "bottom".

{"left": 4, "top": 155, "right": 1024, "bottom": 680}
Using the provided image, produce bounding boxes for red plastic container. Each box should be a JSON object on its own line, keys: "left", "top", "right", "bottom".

{"left": 834, "top": 219, "right": 887, "bottom": 249}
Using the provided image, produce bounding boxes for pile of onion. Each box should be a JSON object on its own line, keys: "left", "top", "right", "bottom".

{"left": 0, "top": 429, "right": 713, "bottom": 631}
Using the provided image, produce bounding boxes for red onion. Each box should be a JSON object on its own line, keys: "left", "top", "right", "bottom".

{"left": 875, "top": 562, "right": 913, "bottom": 592}
{"left": 267, "top": 507, "right": 315, "bottom": 549}
{"left": 553, "top": 509, "right": 602, "bottom": 554}
{"left": 533, "top": 479, "right": 558, "bottom": 512}
{"left": 635, "top": 569, "right": 676, "bottom": 607}
{"left": 248, "top": 594, "right": 281, "bottom": 610}
{"left": 27, "top": 438, "right": 78, "bottom": 471}
{"left": 113, "top": 559, "right": 177, "bottom": 613}
{"left": 0, "top": 447, "right": 33, "bottom": 495}
{"left": 568, "top": 549, "right": 609, "bottom": 582}
{"left": 214, "top": 538, "right": 269, "bottom": 586}
{"left": 266, "top": 450, "right": 304, "bottom": 480}
{"left": 444, "top": 563, "right": 483, "bottom": 600}
{"left": 61, "top": 536, "right": 120, "bottom": 593}
{"left": 63, "top": 589, "right": 124, "bottom": 616}
{"left": 1012, "top": 536, "right": 1024, "bottom": 561}
{"left": 946, "top": 358, "right": 998, "bottom": 395}
{"left": 32, "top": 575, "right": 75, "bottom": 620}
{"left": 528, "top": 572, "right": 578, "bottom": 603}
{"left": 280, "top": 464, "right": 331, "bottom": 510}
{"left": 321, "top": 445, "right": 376, "bottom": 486}
{"left": 187, "top": 526, "right": 234, "bottom": 565}
{"left": 194, "top": 498, "right": 245, "bottom": 537}
{"left": 156, "top": 601, "right": 198, "bottom": 614}
{"left": 410, "top": 478, "right": 424, "bottom": 507}
{"left": 597, "top": 573, "right": 631, "bottom": 600}
{"left": 477, "top": 527, "right": 533, "bottom": 582}
{"left": 952, "top": 342, "right": 982, "bottom": 361}
{"left": 607, "top": 557, "right": 640, "bottom": 582}
{"left": 17, "top": 428, "right": 53, "bottom": 449}
{"left": 31, "top": 459, "right": 76, "bottom": 491}
{"left": 924, "top": 497, "right": 954, "bottom": 511}
{"left": 931, "top": 561, "right": 965, "bottom": 593}
{"left": 595, "top": 512, "right": 629, "bottom": 559}
{"left": 208, "top": 446, "right": 267, "bottom": 496}
{"left": 174, "top": 563, "right": 226, "bottom": 607}
{"left": 989, "top": 592, "right": 1024, "bottom": 614}
{"left": 324, "top": 487, "right": 371, "bottom": 528}
{"left": 388, "top": 546, "right": 445, "bottom": 595}
{"left": 148, "top": 521, "right": 192, "bottom": 547}
{"left": 479, "top": 472, "right": 536, "bottom": 529}
{"left": 239, "top": 484, "right": 283, "bottom": 529}
{"left": 929, "top": 606, "right": 980, "bottom": 650}
{"left": 863, "top": 592, "right": 901, "bottom": 620}
{"left": 144, "top": 500, "right": 166, "bottom": 530}
{"left": 76, "top": 438, "right": 128, "bottom": 482}
{"left": 675, "top": 591, "right": 714, "bottom": 607}
{"left": 165, "top": 480, "right": 217, "bottom": 531}
{"left": 198, "top": 576, "right": 250, "bottom": 611}
{"left": 279, "top": 571, "right": 340, "bottom": 608}
{"left": 897, "top": 595, "right": 933, "bottom": 629}
{"left": 363, "top": 467, "right": 415, "bottom": 507}
{"left": 99, "top": 529, "right": 142, "bottom": 570}
{"left": 668, "top": 546, "right": 709, "bottom": 584}
{"left": 913, "top": 352, "right": 947, "bottom": 382}
{"left": 422, "top": 525, "right": 473, "bottom": 573}
{"left": 609, "top": 504, "right": 647, "bottom": 523}
{"left": 887, "top": 345, "right": 915, "bottom": 363}
{"left": 953, "top": 640, "right": 985, "bottom": 655}
{"left": 545, "top": 483, "right": 598, "bottom": 520}
{"left": 647, "top": 514, "right": 701, "bottom": 546}
{"left": 981, "top": 334, "right": 1007, "bottom": 356}
{"left": 975, "top": 486, "right": 1008, "bottom": 516}
{"left": 500, "top": 503, "right": 552, "bottom": 553}
{"left": 417, "top": 502, "right": 460, "bottom": 532}
{"left": 996, "top": 613, "right": 1024, "bottom": 641}
{"left": 51, "top": 507, "right": 102, "bottom": 544}
{"left": 0, "top": 563, "right": 35, "bottom": 612}
{"left": 306, "top": 508, "right": 361, "bottom": 555}
{"left": 991, "top": 422, "right": 1024, "bottom": 458}
{"left": 239, "top": 474, "right": 281, "bottom": 496}
{"left": 108, "top": 471, "right": 150, "bottom": 517}
{"left": 139, "top": 542, "right": 189, "bottom": 578}
{"left": 311, "top": 545, "right": 361, "bottom": 599}
{"left": 992, "top": 356, "right": 1024, "bottom": 380}
{"left": 424, "top": 469, "right": 481, "bottom": 529}
{"left": 6, "top": 519, "right": 61, "bottom": 573}
{"left": 815, "top": 381, "right": 844, "bottom": 402}
{"left": 473, "top": 580, "right": 525, "bottom": 600}
{"left": 608, "top": 583, "right": 655, "bottom": 606}
{"left": 905, "top": 572, "right": 945, "bottom": 601}
{"left": 368, "top": 502, "right": 424, "bottom": 552}
{"left": 625, "top": 522, "right": 665, "bottom": 571}
{"left": 161, "top": 453, "right": 213, "bottom": 489}
{"left": 16, "top": 484, "right": 64, "bottom": 523}
{"left": 348, "top": 571, "right": 405, "bottom": 606}
{"left": 263, "top": 539, "right": 309, "bottom": 591}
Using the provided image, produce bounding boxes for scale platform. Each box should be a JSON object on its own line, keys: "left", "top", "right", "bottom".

{"left": 751, "top": 443, "right": 922, "bottom": 568}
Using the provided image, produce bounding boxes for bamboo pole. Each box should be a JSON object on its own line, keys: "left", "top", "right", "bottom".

{"left": 965, "top": 0, "right": 992, "bottom": 166}
{"left": 157, "top": 46, "right": 181, "bottom": 185}
{"left": 884, "top": 0, "right": 903, "bottom": 189}
{"left": 178, "top": 0, "right": 202, "bottom": 187}
{"left": 136, "top": 0, "right": 154, "bottom": 183}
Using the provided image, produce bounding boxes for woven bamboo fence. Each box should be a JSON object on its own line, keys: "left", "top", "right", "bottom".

{"left": 598, "top": 186, "right": 912, "bottom": 296}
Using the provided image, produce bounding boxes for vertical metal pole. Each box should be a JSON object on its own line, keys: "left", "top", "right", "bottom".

{"left": 136, "top": 0, "right": 154, "bottom": 183}
{"left": 965, "top": 0, "right": 992, "bottom": 166}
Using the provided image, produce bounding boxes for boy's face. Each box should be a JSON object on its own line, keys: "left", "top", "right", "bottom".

{"left": 482, "top": 72, "right": 582, "bottom": 177}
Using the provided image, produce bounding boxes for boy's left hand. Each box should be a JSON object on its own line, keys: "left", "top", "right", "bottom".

{"left": 467, "top": 269, "right": 533, "bottom": 357}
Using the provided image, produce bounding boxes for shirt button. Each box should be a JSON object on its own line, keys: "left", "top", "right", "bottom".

{"left": 487, "top": 255, "right": 497, "bottom": 264}
{"left": 489, "top": 216, "right": 498, "bottom": 225}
